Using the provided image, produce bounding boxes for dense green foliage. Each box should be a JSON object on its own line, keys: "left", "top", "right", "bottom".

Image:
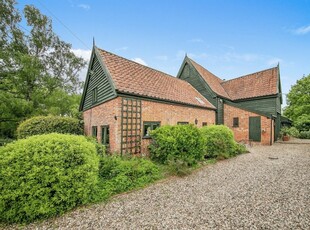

{"left": 0, "top": 0, "right": 85, "bottom": 139}
{"left": 201, "top": 125, "right": 244, "bottom": 159}
{"left": 0, "top": 134, "right": 99, "bottom": 223}
{"left": 17, "top": 116, "right": 83, "bottom": 139}
{"left": 149, "top": 124, "right": 205, "bottom": 166}
{"left": 280, "top": 126, "right": 300, "bottom": 138}
{"left": 284, "top": 74, "right": 310, "bottom": 121}
{"left": 294, "top": 114, "right": 310, "bottom": 132}
{"left": 95, "top": 156, "right": 161, "bottom": 201}
{"left": 299, "top": 131, "right": 310, "bottom": 139}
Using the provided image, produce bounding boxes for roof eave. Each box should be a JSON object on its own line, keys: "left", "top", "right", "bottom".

{"left": 116, "top": 90, "right": 216, "bottom": 110}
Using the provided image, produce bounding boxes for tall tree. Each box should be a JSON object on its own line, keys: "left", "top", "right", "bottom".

{"left": 0, "top": 0, "right": 86, "bottom": 138}
{"left": 284, "top": 74, "right": 310, "bottom": 130}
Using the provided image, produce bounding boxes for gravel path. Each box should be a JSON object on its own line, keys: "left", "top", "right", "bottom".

{"left": 3, "top": 142, "right": 310, "bottom": 229}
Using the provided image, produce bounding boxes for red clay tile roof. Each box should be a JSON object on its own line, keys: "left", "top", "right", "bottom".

{"left": 188, "top": 58, "right": 231, "bottom": 99}
{"left": 96, "top": 47, "right": 215, "bottom": 109}
{"left": 221, "top": 67, "right": 279, "bottom": 100}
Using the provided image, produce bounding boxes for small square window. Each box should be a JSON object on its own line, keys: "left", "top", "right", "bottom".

{"left": 92, "top": 126, "right": 97, "bottom": 137}
{"left": 177, "top": 122, "right": 189, "bottom": 125}
{"left": 233, "top": 117, "right": 239, "bottom": 127}
{"left": 101, "top": 125, "right": 109, "bottom": 145}
{"left": 92, "top": 87, "right": 98, "bottom": 104}
{"left": 143, "top": 121, "right": 160, "bottom": 138}
{"left": 202, "top": 122, "right": 208, "bottom": 126}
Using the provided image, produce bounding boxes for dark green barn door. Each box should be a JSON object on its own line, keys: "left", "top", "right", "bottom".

{"left": 249, "top": 116, "right": 261, "bottom": 142}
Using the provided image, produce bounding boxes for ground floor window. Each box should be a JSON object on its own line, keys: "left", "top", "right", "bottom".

{"left": 101, "top": 125, "right": 110, "bottom": 145}
{"left": 92, "top": 126, "right": 97, "bottom": 137}
{"left": 233, "top": 117, "right": 239, "bottom": 127}
{"left": 177, "top": 122, "right": 189, "bottom": 125}
{"left": 143, "top": 121, "right": 160, "bottom": 138}
{"left": 202, "top": 122, "right": 208, "bottom": 126}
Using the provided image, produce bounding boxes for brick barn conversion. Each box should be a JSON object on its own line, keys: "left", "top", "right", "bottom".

{"left": 80, "top": 45, "right": 283, "bottom": 154}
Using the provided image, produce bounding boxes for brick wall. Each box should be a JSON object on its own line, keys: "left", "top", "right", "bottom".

{"left": 223, "top": 103, "right": 274, "bottom": 145}
{"left": 83, "top": 96, "right": 216, "bottom": 154}
{"left": 141, "top": 100, "right": 216, "bottom": 154}
{"left": 83, "top": 97, "right": 122, "bottom": 152}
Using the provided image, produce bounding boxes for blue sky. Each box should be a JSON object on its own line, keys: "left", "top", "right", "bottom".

{"left": 19, "top": 0, "right": 310, "bottom": 106}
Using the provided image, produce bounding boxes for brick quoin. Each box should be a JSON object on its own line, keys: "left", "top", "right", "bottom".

{"left": 223, "top": 103, "right": 274, "bottom": 145}
{"left": 83, "top": 96, "right": 216, "bottom": 154}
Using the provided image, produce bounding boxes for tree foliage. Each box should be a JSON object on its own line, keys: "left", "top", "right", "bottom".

{"left": 0, "top": 0, "right": 86, "bottom": 138}
{"left": 284, "top": 74, "right": 310, "bottom": 122}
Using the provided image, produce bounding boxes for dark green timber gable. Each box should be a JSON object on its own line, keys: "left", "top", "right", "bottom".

{"left": 177, "top": 59, "right": 217, "bottom": 106}
{"left": 80, "top": 47, "right": 116, "bottom": 111}
{"left": 177, "top": 57, "right": 224, "bottom": 122}
{"left": 177, "top": 56, "right": 283, "bottom": 139}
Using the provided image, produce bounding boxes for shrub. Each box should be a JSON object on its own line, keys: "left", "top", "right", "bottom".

{"left": 0, "top": 133, "right": 99, "bottom": 223}
{"left": 201, "top": 125, "right": 238, "bottom": 159}
{"left": 299, "top": 130, "right": 310, "bottom": 139}
{"left": 85, "top": 136, "right": 106, "bottom": 156}
{"left": 295, "top": 114, "right": 310, "bottom": 132}
{"left": 17, "top": 116, "right": 83, "bottom": 139}
{"left": 288, "top": 127, "right": 300, "bottom": 137}
{"left": 95, "top": 156, "right": 161, "bottom": 201}
{"left": 149, "top": 124, "right": 205, "bottom": 166}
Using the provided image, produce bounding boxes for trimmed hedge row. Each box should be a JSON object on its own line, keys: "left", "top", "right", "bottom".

{"left": 17, "top": 116, "right": 83, "bottom": 139}
{"left": 150, "top": 124, "right": 246, "bottom": 164}
{"left": 0, "top": 133, "right": 99, "bottom": 223}
{"left": 149, "top": 124, "right": 205, "bottom": 166}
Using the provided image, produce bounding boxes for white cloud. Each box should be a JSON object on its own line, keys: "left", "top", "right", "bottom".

{"left": 267, "top": 58, "right": 283, "bottom": 66}
{"left": 155, "top": 55, "right": 168, "bottom": 61}
{"left": 78, "top": 4, "right": 90, "bottom": 10}
{"left": 188, "top": 38, "right": 204, "bottom": 43}
{"left": 71, "top": 49, "right": 92, "bottom": 81}
{"left": 132, "top": 58, "right": 148, "bottom": 66}
{"left": 71, "top": 49, "right": 92, "bottom": 62}
{"left": 293, "top": 25, "right": 310, "bottom": 35}
{"left": 115, "top": 46, "right": 128, "bottom": 51}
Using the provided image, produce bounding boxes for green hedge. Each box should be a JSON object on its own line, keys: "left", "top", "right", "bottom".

{"left": 201, "top": 125, "right": 243, "bottom": 159}
{"left": 95, "top": 156, "right": 161, "bottom": 201}
{"left": 299, "top": 130, "right": 310, "bottom": 139}
{"left": 0, "top": 133, "right": 99, "bottom": 223}
{"left": 149, "top": 124, "right": 205, "bottom": 165}
{"left": 17, "top": 116, "right": 83, "bottom": 139}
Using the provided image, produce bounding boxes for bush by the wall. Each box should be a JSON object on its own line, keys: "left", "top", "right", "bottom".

{"left": 299, "top": 130, "right": 310, "bottom": 139}
{"left": 0, "top": 133, "right": 99, "bottom": 223}
{"left": 17, "top": 116, "right": 83, "bottom": 139}
{"left": 201, "top": 125, "right": 238, "bottom": 159}
{"left": 149, "top": 124, "right": 205, "bottom": 166}
{"left": 95, "top": 156, "right": 161, "bottom": 201}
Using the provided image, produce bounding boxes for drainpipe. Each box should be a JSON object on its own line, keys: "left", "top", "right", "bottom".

{"left": 270, "top": 115, "right": 273, "bottom": 145}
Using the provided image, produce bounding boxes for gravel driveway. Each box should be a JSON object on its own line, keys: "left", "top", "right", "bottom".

{"left": 3, "top": 142, "right": 310, "bottom": 229}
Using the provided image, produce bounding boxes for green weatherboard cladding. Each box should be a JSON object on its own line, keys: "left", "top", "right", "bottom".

{"left": 249, "top": 116, "right": 261, "bottom": 142}
{"left": 235, "top": 97, "right": 278, "bottom": 116}
{"left": 178, "top": 62, "right": 217, "bottom": 106}
{"left": 81, "top": 52, "right": 116, "bottom": 111}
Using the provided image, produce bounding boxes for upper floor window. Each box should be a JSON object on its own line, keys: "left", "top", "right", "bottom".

{"left": 143, "top": 121, "right": 160, "bottom": 138}
{"left": 92, "top": 87, "right": 98, "bottom": 104}
{"left": 233, "top": 117, "right": 239, "bottom": 127}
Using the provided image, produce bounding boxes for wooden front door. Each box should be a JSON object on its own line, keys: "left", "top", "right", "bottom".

{"left": 249, "top": 116, "right": 261, "bottom": 142}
